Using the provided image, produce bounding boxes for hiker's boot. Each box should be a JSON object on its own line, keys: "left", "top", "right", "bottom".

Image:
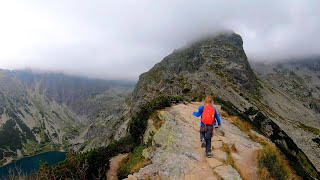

{"left": 201, "top": 139, "right": 206, "bottom": 148}
{"left": 206, "top": 151, "right": 212, "bottom": 158}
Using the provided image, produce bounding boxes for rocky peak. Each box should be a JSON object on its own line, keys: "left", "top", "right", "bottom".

{"left": 131, "top": 32, "right": 258, "bottom": 111}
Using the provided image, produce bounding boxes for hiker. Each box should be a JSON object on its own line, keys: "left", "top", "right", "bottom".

{"left": 193, "top": 96, "right": 222, "bottom": 158}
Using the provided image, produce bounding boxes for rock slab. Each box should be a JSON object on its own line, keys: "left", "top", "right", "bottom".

{"left": 206, "top": 158, "right": 223, "bottom": 169}
{"left": 212, "top": 149, "right": 227, "bottom": 162}
{"left": 214, "top": 165, "right": 242, "bottom": 180}
{"left": 212, "top": 141, "right": 223, "bottom": 149}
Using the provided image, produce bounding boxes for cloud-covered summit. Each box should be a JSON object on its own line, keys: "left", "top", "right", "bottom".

{"left": 0, "top": 0, "right": 319, "bottom": 80}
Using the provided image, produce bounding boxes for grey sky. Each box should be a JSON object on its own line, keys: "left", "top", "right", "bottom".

{"left": 0, "top": 0, "right": 319, "bottom": 80}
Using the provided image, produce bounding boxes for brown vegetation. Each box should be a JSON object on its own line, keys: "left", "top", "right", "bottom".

{"left": 220, "top": 109, "right": 298, "bottom": 180}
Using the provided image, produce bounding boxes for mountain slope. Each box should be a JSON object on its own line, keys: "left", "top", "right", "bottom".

{"left": 0, "top": 69, "right": 83, "bottom": 165}
{"left": 252, "top": 59, "right": 320, "bottom": 119}
{"left": 251, "top": 59, "right": 320, "bottom": 167}
{"left": 116, "top": 32, "right": 319, "bottom": 178}
{"left": 14, "top": 70, "right": 134, "bottom": 123}
{"left": 0, "top": 70, "right": 134, "bottom": 165}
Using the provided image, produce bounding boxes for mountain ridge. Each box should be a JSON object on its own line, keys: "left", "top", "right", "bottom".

{"left": 121, "top": 103, "right": 299, "bottom": 180}
{"left": 115, "top": 32, "right": 319, "bottom": 178}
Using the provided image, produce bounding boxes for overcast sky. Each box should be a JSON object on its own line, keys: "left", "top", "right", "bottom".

{"left": 0, "top": 0, "right": 319, "bottom": 80}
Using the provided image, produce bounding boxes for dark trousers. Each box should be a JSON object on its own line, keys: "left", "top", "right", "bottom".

{"left": 200, "top": 125, "right": 213, "bottom": 153}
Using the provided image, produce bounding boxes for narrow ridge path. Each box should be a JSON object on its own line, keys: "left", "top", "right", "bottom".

{"left": 124, "top": 102, "right": 262, "bottom": 180}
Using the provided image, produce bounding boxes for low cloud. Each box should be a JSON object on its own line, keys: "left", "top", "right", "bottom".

{"left": 0, "top": 0, "right": 319, "bottom": 80}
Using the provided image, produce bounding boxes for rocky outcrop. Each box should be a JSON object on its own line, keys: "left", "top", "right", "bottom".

{"left": 130, "top": 32, "right": 258, "bottom": 114}
{"left": 214, "top": 165, "right": 241, "bottom": 180}
{"left": 125, "top": 103, "right": 262, "bottom": 180}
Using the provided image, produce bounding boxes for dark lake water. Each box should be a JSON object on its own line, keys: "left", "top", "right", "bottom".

{"left": 0, "top": 151, "right": 66, "bottom": 179}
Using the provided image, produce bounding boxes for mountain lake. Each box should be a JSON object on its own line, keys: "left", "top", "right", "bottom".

{"left": 0, "top": 151, "right": 66, "bottom": 179}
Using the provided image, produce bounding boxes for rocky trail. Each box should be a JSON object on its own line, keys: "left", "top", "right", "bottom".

{"left": 120, "top": 102, "right": 264, "bottom": 180}
{"left": 107, "top": 154, "right": 129, "bottom": 180}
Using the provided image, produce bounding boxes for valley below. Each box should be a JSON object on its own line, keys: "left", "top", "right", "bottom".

{"left": 0, "top": 69, "right": 135, "bottom": 166}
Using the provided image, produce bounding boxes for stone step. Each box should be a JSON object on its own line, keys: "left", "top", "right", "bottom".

{"left": 206, "top": 176, "right": 218, "bottom": 180}
{"left": 212, "top": 149, "right": 227, "bottom": 162}
{"left": 212, "top": 136, "right": 222, "bottom": 141}
{"left": 212, "top": 141, "right": 222, "bottom": 149}
{"left": 184, "top": 174, "right": 217, "bottom": 180}
{"left": 214, "top": 165, "right": 242, "bottom": 180}
{"left": 184, "top": 174, "right": 197, "bottom": 180}
{"left": 206, "top": 158, "right": 223, "bottom": 168}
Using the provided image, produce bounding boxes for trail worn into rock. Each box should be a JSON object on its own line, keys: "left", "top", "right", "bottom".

{"left": 125, "top": 103, "right": 262, "bottom": 180}
{"left": 107, "top": 153, "right": 128, "bottom": 180}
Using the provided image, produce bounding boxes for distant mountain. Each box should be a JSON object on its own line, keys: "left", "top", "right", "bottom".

{"left": 252, "top": 58, "right": 320, "bottom": 114}
{"left": 251, "top": 59, "right": 320, "bottom": 164}
{"left": 13, "top": 70, "right": 135, "bottom": 123}
{"left": 0, "top": 70, "right": 134, "bottom": 165}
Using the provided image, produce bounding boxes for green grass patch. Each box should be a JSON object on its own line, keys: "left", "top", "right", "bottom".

{"left": 219, "top": 98, "right": 319, "bottom": 179}
{"left": 150, "top": 111, "right": 165, "bottom": 130}
{"left": 222, "top": 143, "right": 236, "bottom": 168}
{"left": 0, "top": 119, "right": 23, "bottom": 151}
{"left": 128, "top": 96, "right": 181, "bottom": 144}
{"left": 117, "top": 145, "right": 150, "bottom": 179}
{"left": 257, "top": 145, "right": 292, "bottom": 180}
{"left": 222, "top": 110, "right": 297, "bottom": 179}
{"left": 298, "top": 123, "right": 320, "bottom": 135}
{"left": 32, "top": 136, "right": 135, "bottom": 179}
{"left": 213, "top": 97, "right": 239, "bottom": 116}
{"left": 296, "top": 151, "right": 319, "bottom": 179}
